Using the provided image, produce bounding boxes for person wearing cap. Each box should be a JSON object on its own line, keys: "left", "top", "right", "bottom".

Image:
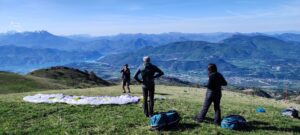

{"left": 120, "top": 64, "right": 131, "bottom": 93}
{"left": 134, "top": 56, "right": 164, "bottom": 117}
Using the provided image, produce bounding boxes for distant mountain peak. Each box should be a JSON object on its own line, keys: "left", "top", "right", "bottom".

{"left": 23, "top": 30, "right": 52, "bottom": 36}
{"left": 0, "top": 30, "right": 83, "bottom": 50}
{"left": 35, "top": 30, "right": 51, "bottom": 34}
{"left": 224, "top": 34, "right": 281, "bottom": 42}
{"left": 5, "top": 30, "right": 19, "bottom": 35}
{"left": 5, "top": 30, "right": 51, "bottom": 35}
{"left": 171, "top": 40, "right": 210, "bottom": 45}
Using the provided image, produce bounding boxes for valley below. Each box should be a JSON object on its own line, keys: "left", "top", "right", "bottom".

{"left": 0, "top": 31, "right": 300, "bottom": 97}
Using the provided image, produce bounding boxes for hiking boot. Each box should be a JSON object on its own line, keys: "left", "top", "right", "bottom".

{"left": 214, "top": 119, "right": 221, "bottom": 126}
{"left": 214, "top": 122, "right": 221, "bottom": 126}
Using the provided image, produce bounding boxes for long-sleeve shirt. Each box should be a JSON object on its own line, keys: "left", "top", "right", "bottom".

{"left": 134, "top": 63, "right": 164, "bottom": 85}
{"left": 206, "top": 72, "right": 227, "bottom": 92}
{"left": 120, "top": 68, "right": 131, "bottom": 80}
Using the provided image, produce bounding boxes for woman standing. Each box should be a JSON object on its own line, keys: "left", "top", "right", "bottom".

{"left": 194, "top": 63, "right": 227, "bottom": 125}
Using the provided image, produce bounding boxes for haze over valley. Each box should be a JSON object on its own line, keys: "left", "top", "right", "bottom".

{"left": 0, "top": 31, "right": 299, "bottom": 91}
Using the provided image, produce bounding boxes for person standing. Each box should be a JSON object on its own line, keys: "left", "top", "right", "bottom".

{"left": 120, "top": 64, "right": 131, "bottom": 93}
{"left": 134, "top": 56, "right": 164, "bottom": 117}
{"left": 194, "top": 63, "right": 227, "bottom": 125}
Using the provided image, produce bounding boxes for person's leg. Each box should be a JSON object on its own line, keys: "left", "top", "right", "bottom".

{"left": 127, "top": 80, "right": 131, "bottom": 93}
{"left": 149, "top": 85, "right": 155, "bottom": 116}
{"left": 142, "top": 86, "right": 149, "bottom": 117}
{"left": 213, "top": 94, "right": 222, "bottom": 125}
{"left": 196, "top": 91, "right": 213, "bottom": 121}
{"left": 122, "top": 80, "right": 126, "bottom": 93}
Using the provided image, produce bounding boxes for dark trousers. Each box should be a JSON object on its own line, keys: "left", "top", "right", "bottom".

{"left": 122, "top": 79, "right": 130, "bottom": 87}
{"left": 142, "top": 84, "right": 155, "bottom": 117}
{"left": 196, "top": 90, "right": 222, "bottom": 124}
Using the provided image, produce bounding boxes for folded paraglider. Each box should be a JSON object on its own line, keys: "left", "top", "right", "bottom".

{"left": 23, "top": 94, "right": 140, "bottom": 105}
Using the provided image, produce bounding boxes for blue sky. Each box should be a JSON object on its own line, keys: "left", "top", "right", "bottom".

{"left": 0, "top": 0, "right": 300, "bottom": 36}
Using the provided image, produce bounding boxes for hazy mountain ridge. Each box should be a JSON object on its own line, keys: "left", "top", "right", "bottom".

{"left": 67, "top": 32, "right": 234, "bottom": 43}
{"left": 0, "top": 31, "right": 236, "bottom": 72}
{"left": 95, "top": 34, "right": 300, "bottom": 90}
{"left": 0, "top": 45, "right": 101, "bottom": 66}
{"left": 0, "top": 31, "right": 240, "bottom": 54}
{"left": 0, "top": 31, "right": 84, "bottom": 51}
{"left": 222, "top": 34, "right": 300, "bottom": 59}
{"left": 1, "top": 31, "right": 300, "bottom": 88}
{"left": 81, "top": 38, "right": 157, "bottom": 54}
{"left": 1, "top": 31, "right": 299, "bottom": 55}
{"left": 99, "top": 34, "right": 300, "bottom": 67}
{"left": 273, "top": 33, "right": 300, "bottom": 42}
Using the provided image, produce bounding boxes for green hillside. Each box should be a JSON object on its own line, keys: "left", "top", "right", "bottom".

{"left": 29, "top": 66, "right": 111, "bottom": 88}
{"left": 0, "top": 67, "right": 111, "bottom": 94}
{"left": 100, "top": 35, "right": 300, "bottom": 66}
{"left": 0, "top": 71, "right": 67, "bottom": 94}
{"left": 0, "top": 85, "right": 299, "bottom": 134}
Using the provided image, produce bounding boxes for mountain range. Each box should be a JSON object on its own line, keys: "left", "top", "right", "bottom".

{"left": 0, "top": 45, "right": 101, "bottom": 66}
{"left": 0, "top": 31, "right": 300, "bottom": 90}
{"left": 95, "top": 34, "right": 300, "bottom": 90}
{"left": 0, "top": 31, "right": 82, "bottom": 51}
{"left": 2, "top": 31, "right": 299, "bottom": 54}
{"left": 99, "top": 34, "right": 300, "bottom": 69}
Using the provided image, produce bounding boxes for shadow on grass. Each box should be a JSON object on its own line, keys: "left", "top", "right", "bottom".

{"left": 171, "top": 123, "right": 199, "bottom": 131}
{"left": 202, "top": 117, "right": 216, "bottom": 124}
{"left": 134, "top": 92, "right": 171, "bottom": 96}
{"left": 238, "top": 120, "right": 300, "bottom": 133}
{"left": 187, "top": 117, "right": 300, "bottom": 133}
{"left": 154, "top": 123, "right": 199, "bottom": 132}
{"left": 187, "top": 116, "right": 216, "bottom": 124}
{"left": 155, "top": 93, "right": 172, "bottom": 96}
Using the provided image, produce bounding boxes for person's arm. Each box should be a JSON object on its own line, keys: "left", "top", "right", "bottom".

{"left": 128, "top": 69, "right": 131, "bottom": 79}
{"left": 220, "top": 74, "right": 227, "bottom": 86}
{"left": 207, "top": 75, "right": 214, "bottom": 89}
{"left": 134, "top": 68, "right": 142, "bottom": 83}
{"left": 154, "top": 66, "right": 164, "bottom": 78}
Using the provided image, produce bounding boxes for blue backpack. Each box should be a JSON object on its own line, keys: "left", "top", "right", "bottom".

{"left": 221, "top": 115, "right": 247, "bottom": 130}
{"left": 149, "top": 110, "right": 181, "bottom": 130}
{"left": 256, "top": 107, "right": 266, "bottom": 113}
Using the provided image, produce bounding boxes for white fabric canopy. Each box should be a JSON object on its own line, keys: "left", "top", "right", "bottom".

{"left": 23, "top": 94, "right": 140, "bottom": 105}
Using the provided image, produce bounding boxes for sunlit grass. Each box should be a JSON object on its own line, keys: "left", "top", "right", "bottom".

{"left": 0, "top": 85, "right": 299, "bottom": 134}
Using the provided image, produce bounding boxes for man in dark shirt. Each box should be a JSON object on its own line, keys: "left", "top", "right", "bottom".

{"left": 194, "top": 63, "right": 227, "bottom": 125}
{"left": 134, "top": 56, "right": 164, "bottom": 117}
{"left": 120, "top": 64, "right": 131, "bottom": 93}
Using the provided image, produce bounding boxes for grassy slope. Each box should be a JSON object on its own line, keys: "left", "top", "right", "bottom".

{"left": 0, "top": 72, "right": 67, "bottom": 94}
{"left": 29, "top": 67, "right": 110, "bottom": 88}
{"left": 0, "top": 85, "right": 299, "bottom": 135}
